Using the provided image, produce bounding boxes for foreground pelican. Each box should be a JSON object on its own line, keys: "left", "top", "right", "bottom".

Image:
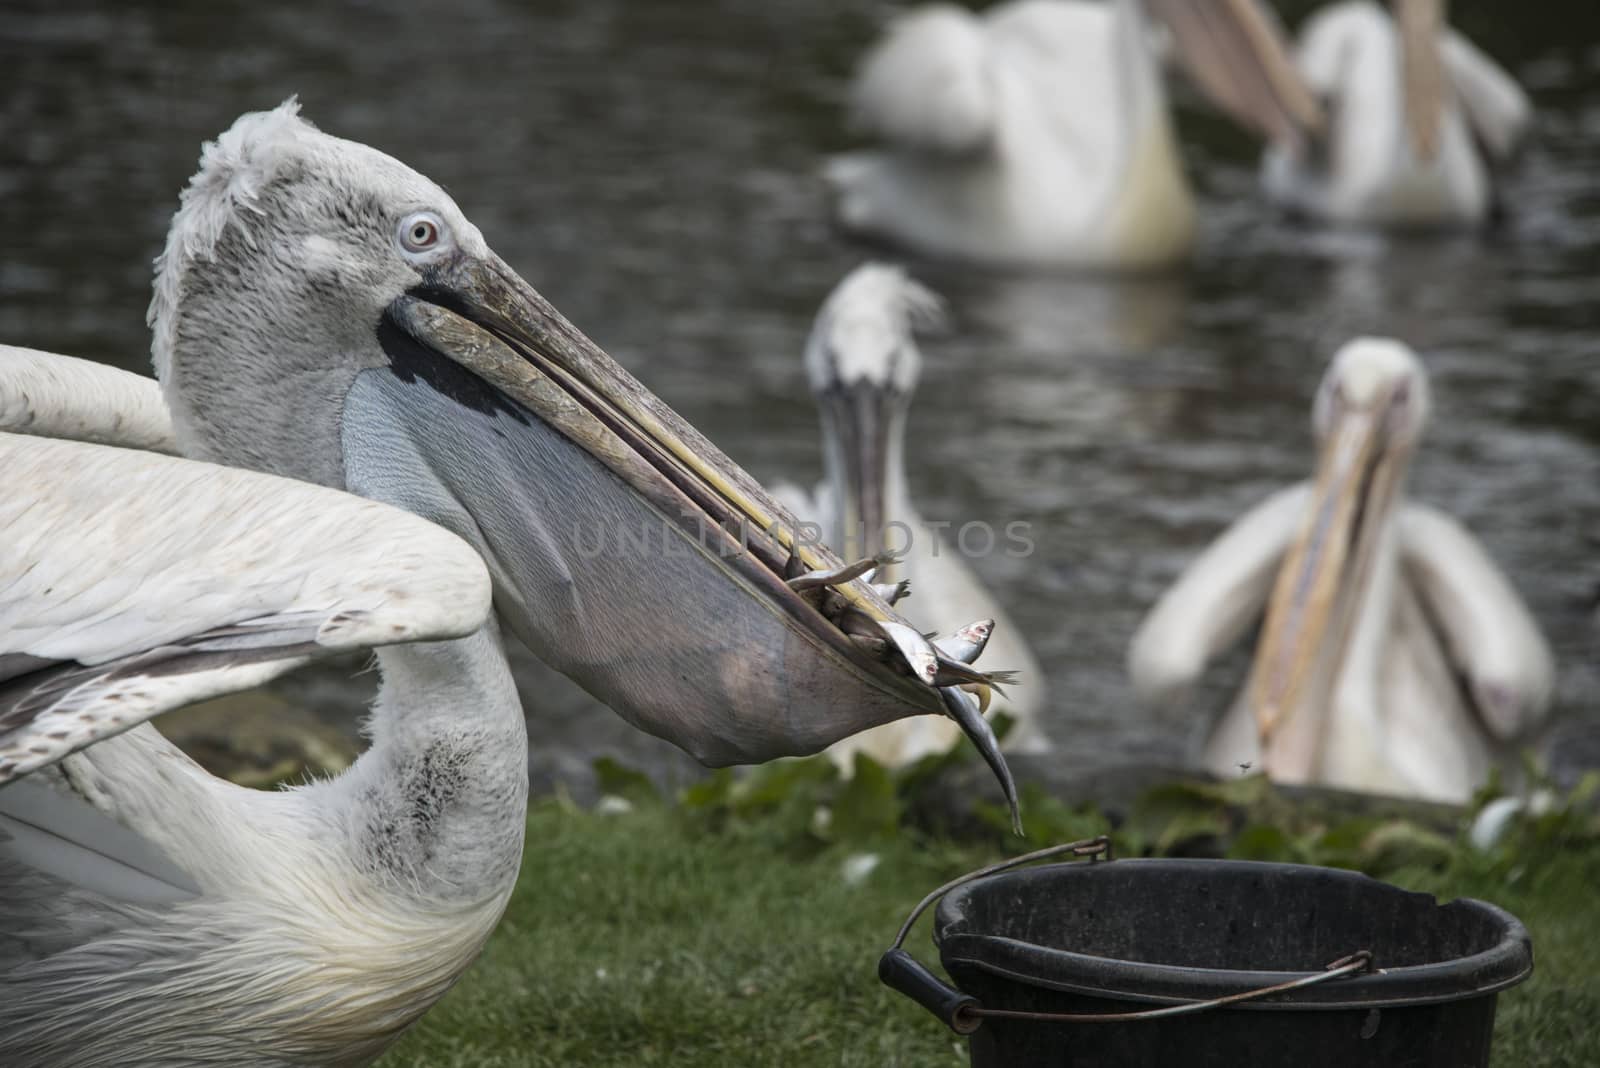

{"left": 826, "top": 0, "right": 1320, "bottom": 268}
{"left": 0, "top": 103, "right": 1020, "bottom": 1066}
{"left": 1262, "top": 1, "right": 1531, "bottom": 227}
{"left": 775, "top": 265, "right": 1048, "bottom": 768}
{"left": 1129, "top": 338, "right": 1553, "bottom": 803}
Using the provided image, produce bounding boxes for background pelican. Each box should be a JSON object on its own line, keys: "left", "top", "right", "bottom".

{"left": 775, "top": 265, "right": 1048, "bottom": 768}
{"left": 1128, "top": 338, "right": 1554, "bottom": 803}
{"left": 0, "top": 103, "right": 1017, "bottom": 1065}
{"left": 826, "top": 0, "right": 1321, "bottom": 268}
{"left": 1261, "top": 0, "right": 1531, "bottom": 226}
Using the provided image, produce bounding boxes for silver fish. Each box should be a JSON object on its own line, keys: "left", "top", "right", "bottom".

{"left": 933, "top": 619, "right": 994, "bottom": 665}
{"left": 941, "top": 685, "right": 1021, "bottom": 835}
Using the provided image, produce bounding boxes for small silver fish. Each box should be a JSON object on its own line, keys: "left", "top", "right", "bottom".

{"left": 941, "top": 685, "right": 1021, "bottom": 836}
{"left": 933, "top": 619, "right": 994, "bottom": 665}
{"left": 786, "top": 553, "right": 890, "bottom": 593}
{"left": 876, "top": 620, "right": 940, "bottom": 686}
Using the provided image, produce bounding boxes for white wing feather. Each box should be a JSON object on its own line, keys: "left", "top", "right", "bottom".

{"left": 0, "top": 775, "right": 201, "bottom": 904}
{"left": 0, "top": 345, "right": 176, "bottom": 453}
{"left": 1398, "top": 502, "right": 1554, "bottom": 740}
{"left": 851, "top": 5, "right": 997, "bottom": 155}
{"left": 1442, "top": 29, "right": 1531, "bottom": 164}
{"left": 0, "top": 433, "right": 492, "bottom": 783}
{"left": 1129, "top": 484, "right": 1312, "bottom": 707}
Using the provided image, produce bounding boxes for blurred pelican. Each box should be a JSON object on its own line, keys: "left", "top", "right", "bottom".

{"left": 776, "top": 265, "right": 1049, "bottom": 769}
{"left": 1129, "top": 338, "right": 1553, "bottom": 803}
{"left": 826, "top": 0, "right": 1320, "bottom": 268}
{"left": 0, "top": 102, "right": 1020, "bottom": 1066}
{"left": 1262, "top": 0, "right": 1531, "bottom": 226}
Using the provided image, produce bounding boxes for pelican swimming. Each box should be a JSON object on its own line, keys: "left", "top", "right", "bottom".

{"left": 1128, "top": 338, "right": 1553, "bottom": 803}
{"left": 775, "top": 265, "right": 1048, "bottom": 768}
{"left": 1261, "top": 0, "right": 1531, "bottom": 227}
{"left": 0, "top": 102, "right": 1020, "bottom": 1066}
{"left": 825, "top": 0, "right": 1320, "bottom": 269}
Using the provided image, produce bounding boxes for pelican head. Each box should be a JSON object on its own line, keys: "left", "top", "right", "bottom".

{"left": 803, "top": 264, "right": 938, "bottom": 565}
{"left": 1246, "top": 338, "right": 1430, "bottom": 775}
{"left": 148, "top": 102, "right": 983, "bottom": 768}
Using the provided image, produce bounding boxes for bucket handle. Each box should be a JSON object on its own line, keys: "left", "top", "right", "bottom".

{"left": 878, "top": 835, "right": 1375, "bottom": 1035}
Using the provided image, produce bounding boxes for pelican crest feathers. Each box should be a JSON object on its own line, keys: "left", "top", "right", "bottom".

{"left": 149, "top": 98, "right": 317, "bottom": 378}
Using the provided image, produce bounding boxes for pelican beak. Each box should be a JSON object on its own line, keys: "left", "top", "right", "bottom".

{"left": 817, "top": 380, "right": 904, "bottom": 571}
{"left": 350, "top": 251, "right": 1018, "bottom": 782}
{"left": 1396, "top": 0, "right": 1446, "bottom": 160}
{"left": 1244, "top": 388, "right": 1409, "bottom": 778}
{"left": 1147, "top": 0, "right": 1324, "bottom": 151}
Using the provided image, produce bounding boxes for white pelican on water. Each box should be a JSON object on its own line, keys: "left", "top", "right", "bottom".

{"left": 776, "top": 265, "right": 1049, "bottom": 769}
{"left": 826, "top": 0, "right": 1321, "bottom": 269}
{"left": 1261, "top": 0, "right": 1531, "bottom": 227}
{"left": 0, "top": 103, "right": 1020, "bottom": 1066}
{"left": 1129, "top": 338, "right": 1553, "bottom": 803}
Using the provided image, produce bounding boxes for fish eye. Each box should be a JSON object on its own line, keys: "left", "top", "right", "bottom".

{"left": 398, "top": 211, "right": 447, "bottom": 256}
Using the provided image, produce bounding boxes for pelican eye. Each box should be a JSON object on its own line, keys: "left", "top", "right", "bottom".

{"left": 1386, "top": 380, "right": 1417, "bottom": 438}
{"left": 398, "top": 212, "right": 447, "bottom": 256}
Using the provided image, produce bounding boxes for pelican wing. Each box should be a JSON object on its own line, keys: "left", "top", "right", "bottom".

{"left": 0, "top": 433, "right": 491, "bottom": 784}
{"left": 1442, "top": 30, "right": 1532, "bottom": 164}
{"left": 1398, "top": 503, "right": 1554, "bottom": 740}
{"left": 1150, "top": 0, "right": 1323, "bottom": 149}
{"left": 0, "top": 345, "right": 176, "bottom": 452}
{"left": 1129, "top": 484, "right": 1312, "bottom": 706}
{"left": 851, "top": 5, "right": 996, "bottom": 156}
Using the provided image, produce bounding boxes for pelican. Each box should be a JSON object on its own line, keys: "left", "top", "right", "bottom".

{"left": 775, "top": 265, "right": 1048, "bottom": 768}
{"left": 0, "top": 102, "right": 1021, "bottom": 1066}
{"left": 1128, "top": 338, "right": 1553, "bottom": 803}
{"left": 1261, "top": 1, "right": 1531, "bottom": 227}
{"left": 825, "top": 0, "right": 1321, "bottom": 269}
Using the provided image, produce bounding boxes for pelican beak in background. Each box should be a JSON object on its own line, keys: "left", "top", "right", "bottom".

{"left": 1147, "top": 0, "right": 1325, "bottom": 152}
{"left": 1243, "top": 371, "right": 1417, "bottom": 781}
{"left": 1396, "top": 0, "right": 1447, "bottom": 160}
{"left": 817, "top": 378, "right": 906, "bottom": 571}
{"left": 355, "top": 250, "right": 1017, "bottom": 807}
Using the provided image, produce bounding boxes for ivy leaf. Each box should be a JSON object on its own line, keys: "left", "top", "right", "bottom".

{"left": 593, "top": 756, "right": 661, "bottom": 805}
{"left": 681, "top": 768, "right": 735, "bottom": 812}
{"left": 831, "top": 754, "right": 901, "bottom": 841}
{"left": 1228, "top": 824, "right": 1300, "bottom": 863}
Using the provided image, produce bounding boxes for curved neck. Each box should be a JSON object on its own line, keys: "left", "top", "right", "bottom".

{"left": 340, "top": 622, "right": 528, "bottom": 904}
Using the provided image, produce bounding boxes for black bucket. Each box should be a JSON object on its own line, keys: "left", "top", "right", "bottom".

{"left": 883, "top": 844, "right": 1532, "bottom": 1067}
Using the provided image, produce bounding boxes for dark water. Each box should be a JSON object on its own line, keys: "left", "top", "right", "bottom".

{"left": 3, "top": 1, "right": 1597, "bottom": 790}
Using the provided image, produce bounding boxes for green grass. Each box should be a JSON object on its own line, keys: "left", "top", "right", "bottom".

{"left": 382, "top": 797, "right": 1600, "bottom": 1068}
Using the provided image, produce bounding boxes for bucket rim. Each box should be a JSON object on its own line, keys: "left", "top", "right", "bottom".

{"left": 934, "top": 857, "right": 1533, "bottom": 1011}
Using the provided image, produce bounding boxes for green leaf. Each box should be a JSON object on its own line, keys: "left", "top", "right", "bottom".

{"left": 1228, "top": 824, "right": 1300, "bottom": 862}
{"left": 592, "top": 756, "right": 661, "bottom": 805}
{"left": 732, "top": 755, "right": 838, "bottom": 814}
{"left": 1130, "top": 780, "right": 1235, "bottom": 849}
{"left": 831, "top": 754, "right": 901, "bottom": 841}
{"left": 1360, "top": 820, "right": 1458, "bottom": 875}
{"left": 892, "top": 739, "right": 972, "bottom": 797}
{"left": 988, "top": 711, "right": 1017, "bottom": 744}
{"left": 1155, "top": 810, "right": 1231, "bottom": 853}
{"left": 680, "top": 768, "right": 735, "bottom": 811}
{"left": 1309, "top": 818, "right": 1387, "bottom": 870}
